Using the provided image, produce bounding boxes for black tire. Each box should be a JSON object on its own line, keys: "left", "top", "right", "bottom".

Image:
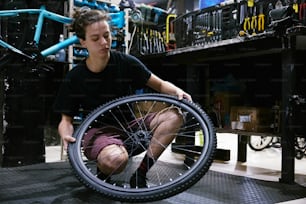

{"left": 295, "top": 149, "right": 304, "bottom": 160}
{"left": 295, "top": 136, "right": 306, "bottom": 149}
{"left": 68, "top": 93, "right": 216, "bottom": 202}
{"left": 248, "top": 135, "right": 273, "bottom": 151}
{"left": 295, "top": 136, "right": 306, "bottom": 160}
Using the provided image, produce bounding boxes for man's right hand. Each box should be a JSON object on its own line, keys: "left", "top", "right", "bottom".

{"left": 58, "top": 114, "right": 75, "bottom": 150}
{"left": 62, "top": 135, "right": 76, "bottom": 150}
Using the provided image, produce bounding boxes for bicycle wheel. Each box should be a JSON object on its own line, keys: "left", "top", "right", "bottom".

{"left": 248, "top": 135, "right": 274, "bottom": 151}
{"left": 295, "top": 136, "right": 306, "bottom": 159}
{"left": 68, "top": 93, "right": 216, "bottom": 202}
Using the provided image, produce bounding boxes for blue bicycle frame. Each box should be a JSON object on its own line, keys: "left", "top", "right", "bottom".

{"left": 0, "top": 5, "right": 79, "bottom": 59}
{"left": 0, "top": 4, "right": 127, "bottom": 60}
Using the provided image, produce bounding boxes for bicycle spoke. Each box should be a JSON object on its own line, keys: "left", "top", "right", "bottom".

{"left": 68, "top": 94, "right": 216, "bottom": 202}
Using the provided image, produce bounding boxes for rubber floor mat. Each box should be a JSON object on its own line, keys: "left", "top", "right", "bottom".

{"left": 0, "top": 162, "right": 305, "bottom": 204}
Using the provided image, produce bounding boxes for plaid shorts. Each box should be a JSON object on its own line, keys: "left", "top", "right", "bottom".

{"left": 83, "top": 113, "right": 156, "bottom": 160}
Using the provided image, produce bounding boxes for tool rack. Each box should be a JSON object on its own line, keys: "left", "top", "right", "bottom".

{"left": 173, "top": 0, "right": 306, "bottom": 48}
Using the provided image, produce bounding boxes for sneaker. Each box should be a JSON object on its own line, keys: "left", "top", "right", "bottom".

{"left": 129, "top": 172, "right": 148, "bottom": 188}
{"left": 97, "top": 168, "right": 112, "bottom": 183}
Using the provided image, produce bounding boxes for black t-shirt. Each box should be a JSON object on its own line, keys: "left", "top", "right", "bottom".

{"left": 53, "top": 51, "right": 152, "bottom": 117}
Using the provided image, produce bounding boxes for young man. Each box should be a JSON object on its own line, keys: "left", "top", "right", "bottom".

{"left": 54, "top": 7, "right": 192, "bottom": 188}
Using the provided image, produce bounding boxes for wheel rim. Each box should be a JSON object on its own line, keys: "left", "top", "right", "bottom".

{"left": 68, "top": 94, "right": 216, "bottom": 202}
{"left": 249, "top": 136, "right": 273, "bottom": 150}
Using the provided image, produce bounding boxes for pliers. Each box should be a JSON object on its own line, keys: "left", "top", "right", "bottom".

{"left": 244, "top": 0, "right": 256, "bottom": 33}
{"left": 258, "top": 3, "right": 265, "bottom": 32}
{"left": 243, "top": 3, "right": 251, "bottom": 32}
{"left": 251, "top": 6, "right": 257, "bottom": 34}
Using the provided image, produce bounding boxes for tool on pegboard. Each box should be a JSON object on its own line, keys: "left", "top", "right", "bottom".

{"left": 251, "top": 3, "right": 257, "bottom": 35}
{"left": 240, "top": 0, "right": 255, "bottom": 36}
{"left": 165, "top": 14, "right": 176, "bottom": 50}
{"left": 217, "top": 9, "right": 222, "bottom": 41}
{"left": 300, "top": 0, "right": 306, "bottom": 25}
{"left": 257, "top": 2, "right": 265, "bottom": 32}
{"left": 293, "top": 0, "right": 299, "bottom": 13}
{"left": 212, "top": 10, "right": 217, "bottom": 41}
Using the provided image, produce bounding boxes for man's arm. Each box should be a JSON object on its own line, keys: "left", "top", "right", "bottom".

{"left": 146, "top": 74, "right": 192, "bottom": 101}
{"left": 58, "top": 114, "right": 76, "bottom": 150}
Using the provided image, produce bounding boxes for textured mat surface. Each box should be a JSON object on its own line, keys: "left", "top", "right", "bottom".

{"left": 0, "top": 162, "right": 305, "bottom": 204}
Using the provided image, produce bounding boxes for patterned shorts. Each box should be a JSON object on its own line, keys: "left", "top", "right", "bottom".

{"left": 82, "top": 113, "right": 156, "bottom": 160}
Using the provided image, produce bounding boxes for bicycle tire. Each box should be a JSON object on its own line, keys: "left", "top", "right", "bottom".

{"left": 68, "top": 93, "right": 216, "bottom": 202}
{"left": 248, "top": 135, "right": 274, "bottom": 151}
{"left": 295, "top": 136, "right": 306, "bottom": 160}
{"left": 295, "top": 136, "right": 306, "bottom": 149}
{"left": 295, "top": 149, "right": 304, "bottom": 160}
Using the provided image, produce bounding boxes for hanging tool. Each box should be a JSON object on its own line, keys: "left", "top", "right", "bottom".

{"left": 258, "top": 3, "right": 265, "bottom": 32}
{"left": 138, "top": 26, "right": 144, "bottom": 55}
{"left": 293, "top": 0, "right": 299, "bottom": 14}
{"left": 300, "top": 0, "right": 306, "bottom": 24}
{"left": 149, "top": 28, "right": 153, "bottom": 54}
{"left": 207, "top": 12, "right": 213, "bottom": 41}
{"left": 142, "top": 28, "right": 149, "bottom": 55}
{"left": 153, "top": 30, "right": 158, "bottom": 53}
{"left": 248, "top": 0, "right": 254, "bottom": 8}
{"left": 136, "top": 26, "right": 140, "bottom": 55}
{"left": 251, "top": 5, "right": 257, "bottom": 35}
{"left": 240, "top": 1, "right": 245, "bottom": 25}
{"left": 165, "top": 14, "right": 176, "bottom": 50}
{"left": 158, "top": 31, "right": 165, "bottom": 53}
{"left": 217, "top": 9, "right": 222, "bottom": 41}
{"left": 239, "top": 1, "right": 246, "bottom": 36}
{"left": 153, "top": 30, "right": 159, "bottom": 53}
{"left": 243, "top": 4, "right": 251, "bottom": 32}
{"left": 212, "top": 10, "right": 217, "bottom": 41}
{"left": 244, "top": 0, "right": 255, "bottom": 34}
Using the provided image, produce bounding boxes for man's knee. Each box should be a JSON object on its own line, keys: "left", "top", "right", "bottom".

{"left": 159, "top": 109, "right": 184, "bottom": 126}
{"left": 97, "top": 144, "right": 129, "bottom": 175}
{"left": 170, "top": 110, "right": 184, "bottom": 125}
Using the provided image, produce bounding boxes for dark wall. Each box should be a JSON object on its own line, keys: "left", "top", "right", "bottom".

{"left": 1, "top": 0, "right": 68, "bottom": 167}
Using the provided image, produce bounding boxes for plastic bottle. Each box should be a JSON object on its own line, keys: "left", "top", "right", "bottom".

{"left": 55, "top": 34, "right": 66, "bottom": 62}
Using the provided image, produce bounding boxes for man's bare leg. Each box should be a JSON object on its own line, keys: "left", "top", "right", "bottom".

{"left": 130, "top": 108, "right": 183, "bottom": 188}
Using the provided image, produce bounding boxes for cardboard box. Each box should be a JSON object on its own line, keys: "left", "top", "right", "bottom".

{"left": 213, "top": 92, "right": 241, "bottom": 128}
{"left": 230, "top": 106, "right": 273, "bottom": 132}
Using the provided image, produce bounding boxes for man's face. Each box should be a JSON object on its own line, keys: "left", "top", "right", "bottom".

{"left": 80, "top": 20, "right": 112, "bottom": 58}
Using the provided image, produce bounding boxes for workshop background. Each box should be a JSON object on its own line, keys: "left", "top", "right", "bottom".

{"left": 0, "top": 0, "right": 305, "bottom": 175}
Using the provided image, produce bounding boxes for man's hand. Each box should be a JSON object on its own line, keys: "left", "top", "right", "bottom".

{"left": 58, "top": 114, "right": 75, "bottom": 150}
{"left": 62, "top": 135, "right": 76, "bottom": 150}
{"left": 146, "top": 75, "right": 193, "bottom": 102}
{"left": 176, "top": 89, "right": 192, "bottom": 101}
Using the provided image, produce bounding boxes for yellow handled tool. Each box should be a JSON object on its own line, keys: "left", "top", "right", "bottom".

{"left": 258, "top": 14, "right": 264, "bottom": 31}
{"left": 243, "top": 17, "right": 251, "bottom": 31}
{"left": 258, "top": 4, "right": 265, "bottom": 32}
{"left": 251, "top": 16, "right": 257, "bottom": 34}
